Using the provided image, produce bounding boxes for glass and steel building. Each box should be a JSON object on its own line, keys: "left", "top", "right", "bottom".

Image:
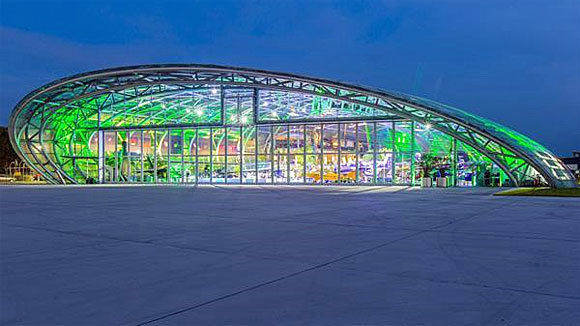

{"left": 8, "top": 64, "right": 576, "bottom": 187}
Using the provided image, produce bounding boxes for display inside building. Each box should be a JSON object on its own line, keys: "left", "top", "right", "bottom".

{"left": 8, "top": 64, "right": 576, "bottom": 188}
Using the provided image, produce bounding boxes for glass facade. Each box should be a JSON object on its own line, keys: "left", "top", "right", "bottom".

{"left": 89, "top": 119, "right": 521, "bottom": 187}
{"left": 11, "top": 65, "right": 573, "bottom": 187}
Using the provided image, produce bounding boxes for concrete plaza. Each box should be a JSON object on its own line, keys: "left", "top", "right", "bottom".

{"left": 1, "top": 185, "right": 579, "bottom": 325}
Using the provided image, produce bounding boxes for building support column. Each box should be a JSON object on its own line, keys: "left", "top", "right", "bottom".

{"left": 166, "top": 129, "right": 170, "bottom": 184}
{"left": 153, "top": 131, "right": 157, "bottom": 184}
{"left": 452, "top": 138, "right": 457, "bottom": 187}
{"left": 373, "top": 122, "right": 377, "bottom": 184}
{"left": 140, "top": 130, "right": 144, "bottom": 183}
{"left": 209, "top": 127, "right": 213, "bottom": 184}
{"left": 180, "top": 129, "right": 184, "bottom": 183}
{"left": 391, "top": 121, "right": 396, "bottom": 185}
{"left": 355, "top": 123, "right": 359, "bottom": 184}
{"left": 224, "top": 127, "right": 228, "bottom": 184}
{"left": 195, "top": 128, "right": 199, "bottom": 185}
{"left": 255, "top": 126, "right": 259, "bottom": 184}
{"left": 320, "top": 124, "right": 324, "bottom": 184}
{"left": 337, "top": 123, "right": 341, "bottom": 183}
{"left": 286, "top": 125, "right": 290, "bottom": 184}
{"left": 410, "top": 121, "right": 415, "bottom": 186}
{"left": 303, "top": 125, "right": 307, "bottom": 183}
{"left": 97, "top": 130, "right": 105, "bottom": 183}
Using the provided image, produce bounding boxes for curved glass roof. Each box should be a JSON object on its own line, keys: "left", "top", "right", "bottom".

{"left": 8, "top": 64, "right": 576, "bottom": 187}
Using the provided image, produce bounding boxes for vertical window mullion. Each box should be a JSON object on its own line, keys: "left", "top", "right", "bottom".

{"left": 140, "top": 130, "right": 144, "bottom": 183}
{"left": 303, "top": 124, "right": 306, "bottom": 184}
{"left": 320, "top": 124, "right": 324, "bottom": 184}
{"left": 153, "top": 131, "right": 157, "bottom": 184}
{"left": 195, "top": 128, "right": 199, "bottom": 185}
{"left": 166, "top": 129, "right": 170, "bottom": 184}
{"left": 337, "top": 123, "right": 341, "bottom": 184}
{"left": 410, "top": 121, "right": 415, "bottom": 186}
{"left": 255, "top": 126, "right": 259, "bottom": 184}
{"left": 270, "top": 125, "right": 274, "bottom": 184}
{"left": 355, "top": 123, "right": 359, "bottom": 184}
{"left": 181, "top": 129, "right": 185, "bottom": 183}
{"left": 391, "top": 121, "right": 396, "bottom": 185}
{"left": 127, "top": 131, "right": 131, "bottom": 182}
{"left": 373, "top": 122, "right": 377, "bottom": 184}
{"left": 239, "top": 126, "right": 243, "bottom": 184}
{"left": 209, "top": 127, "right": 213, "bottom": 184}
{"left": 286, "top": 125, "right": 290, "bottom": 184}
{"left": 225, "top": 127, "right": 228, "bottom": 184}
{"left": 114, "top": 131, "right": 118, "bottom": 183}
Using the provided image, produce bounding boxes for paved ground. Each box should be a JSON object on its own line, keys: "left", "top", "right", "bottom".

{"left": 1, "top": 185, "right": 579, "bottom": 325}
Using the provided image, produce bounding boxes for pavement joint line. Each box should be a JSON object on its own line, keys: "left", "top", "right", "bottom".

{"left": 134, "top": 229, "right": 432, "bottom": 325}
{"left": 1, "top": 222, "right": 316, "bottom": 265}
{"left": 2, "top": 223, "right": 237, "bottom": 256}
{"left": 329, "top": 265, "right": 580, "bottom": 301}
{"left": 135, "top": 202, "right": 511, "bottom": 325}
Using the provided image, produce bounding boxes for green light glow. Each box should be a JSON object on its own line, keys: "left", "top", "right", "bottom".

{"left": 9, "top": 66, "right": 573, "bottom": 187}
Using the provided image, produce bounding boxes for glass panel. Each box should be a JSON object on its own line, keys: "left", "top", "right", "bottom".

{"left": 118, "top": 131, "right": 130, "bottom": 182}
{"left": 340, "top": 153, "right": 357, "bottom": 183}
{"left": 258, "top": 90, "right": 395, "bottom": 122}
{"left": 376, "top": 122, "right": 393, "bottom": 184}
{"left": 101, "top": 87, "right": 222, "bottom": 129}
{"left": 289, "top": 125, "right": 304, "bottom": 154}
{"left": 103, "top": 131, "right": 117, "bottom": 183}
{"left": 289, "top": 154, "right": 304, "bottom": 183}
{"left": 357, "top": 122, "right": 374, "bottom": 183}
{"left": 257, "top": 125, "right": 272, "bottom": 183}
{"left": 288, "top": 125, "right": 304, "bottom": 183}
{"left": 197, "top": 128, "right": 211, "bottom": 156}
{"left": 305, "top": 124, "right": 321, "bottom": 154}
{"left": 323, "top": 153, "right": 339, "bottom": 184}
{"left": 340, "top": 123, "right": 357, "bottom": 153}
{"left": 242, "top": 126, "right": 256, "bottom": 183}
{"left": 197, "top": 127, "right": 211, "bottom": 183}
{"left": 156, "top": 130, "right": 169, "bottom": 183}
{"left": 226, "top": 127, "right": 241, "bottom": 183}
{"left": 322, "top": 124, "right": 339, "bottom": 153}
{"left": 305, "top": 154, "right": 321, "bottom": 184}
{"left": 257, "top": 154, "right": 271, "bottom": 183}
{"left": 224, "top": 88, "right": 254, "bottom": 125}
{"left": 456, "top": 140, "right": 505, "bottom": 187}
{"left": 182, "top": 129, "right": 197, "bottom": 183}
{"left": 129, "top": 131, "right": 143, "bottom": 182}
{"left": 414, "top": 122, "right": 453, "bottom": 185}
{"left": 169, "top": 129, "right": 183, "bottom": 183}
{"left": 212, "top": 127, "right": 226, "bottom": 183}
{"left": 272, "top": 125, "right": 288, "bottom": 183}
{"left": 395, "top": 152, "right": 412, "bottom": 184}
{"left": 393, "top": 122, "right": 413, "bottom": 184}
{"left": 257, "top": 125, "right": 272, "bottom": 154}
{"left": 198, "top": 155, "right": 211, "bottom": 183}
{"left": 141, "top": 130, "right": 155, "bottom": 183}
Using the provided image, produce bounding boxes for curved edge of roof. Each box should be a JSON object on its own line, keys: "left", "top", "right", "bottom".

{"left": 9, "top": 63, "right": 577, "bottom": 188}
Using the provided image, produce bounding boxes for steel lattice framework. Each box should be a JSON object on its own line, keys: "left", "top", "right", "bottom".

{"left": 8, "top": 64, "right": 576, "bottom": 187}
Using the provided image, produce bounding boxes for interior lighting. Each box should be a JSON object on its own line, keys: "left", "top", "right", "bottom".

{"left": 211, "top": 88, "right": 219, "bottom": 95}
{"left": 425, "top": 123, "right": 432, "bottom": 130}
{"left": 196, "top": 108, "right": 203, "bottom": 116}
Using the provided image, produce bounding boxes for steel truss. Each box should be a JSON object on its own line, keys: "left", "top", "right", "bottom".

{"left": 9, "top": 64, "right": 576, "bottom": 187}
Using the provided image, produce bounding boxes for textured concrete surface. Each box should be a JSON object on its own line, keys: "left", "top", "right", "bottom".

{"left": 1, "top": 185, "right": 579, "bottom": 325}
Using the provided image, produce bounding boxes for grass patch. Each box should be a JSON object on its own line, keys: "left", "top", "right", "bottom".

{"left": 494, "top": 187, "right": 580, "bottom": 197}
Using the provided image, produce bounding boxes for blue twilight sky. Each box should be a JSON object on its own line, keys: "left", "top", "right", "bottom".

{"left": 1, "top": 0, "right": 578, "bottom": 154}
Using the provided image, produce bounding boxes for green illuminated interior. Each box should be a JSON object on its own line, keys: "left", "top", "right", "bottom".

{"left": 9, "top": 65, "right": 574, "bottom": 187}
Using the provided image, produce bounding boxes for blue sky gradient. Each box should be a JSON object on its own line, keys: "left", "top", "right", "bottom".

{"left": 1, "top": 0, "right": 578, "bottom": 154}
